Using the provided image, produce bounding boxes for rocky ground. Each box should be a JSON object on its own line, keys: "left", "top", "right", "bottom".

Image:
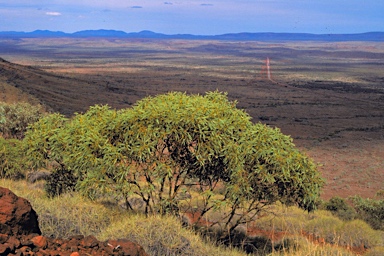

{"left": 0, "top": 186, "right": 148, "bottom": 256}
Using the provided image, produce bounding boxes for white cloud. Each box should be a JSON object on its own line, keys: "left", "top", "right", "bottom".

{"left": 46, "top": 11, "right": 61, "bottom": 16}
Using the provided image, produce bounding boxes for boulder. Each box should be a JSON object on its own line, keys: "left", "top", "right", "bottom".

{"left": 0, "top": 187, "right": 41, "bottom": 236}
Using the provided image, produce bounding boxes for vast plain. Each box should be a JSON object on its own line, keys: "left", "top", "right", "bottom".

{"left": 0, "top": 37, "right": 383, "bottom": 199}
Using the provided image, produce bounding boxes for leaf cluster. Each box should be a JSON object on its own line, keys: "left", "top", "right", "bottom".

{"left": 350, "top": 196, "right": 384, "bottom": 230}
{"left": 0, "top": 137, "right": 25, "bottom": 179}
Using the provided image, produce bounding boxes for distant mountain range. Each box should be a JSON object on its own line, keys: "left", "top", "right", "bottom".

{"left": 1, "top": 29, "right": 384, "bottom": 41}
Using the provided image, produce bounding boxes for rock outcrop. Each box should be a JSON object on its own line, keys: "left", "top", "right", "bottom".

{"left": 0, "top": 187, "right": 148, "bottom": 256}
{"left": 0, "top": 187, "right": 41, "bottom": 236}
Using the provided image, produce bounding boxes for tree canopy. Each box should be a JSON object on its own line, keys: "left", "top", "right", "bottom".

{"left": 24, "top": 91, "right": 324, "bottom": 231}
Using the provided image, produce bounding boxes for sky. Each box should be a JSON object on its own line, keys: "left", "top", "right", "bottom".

{"left": 0, "top": 0, "right": 383, "bottom": 35}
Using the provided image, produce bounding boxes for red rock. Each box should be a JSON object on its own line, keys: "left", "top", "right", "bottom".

{"left": 70, "top": 252, "right": 80, "bottom": 256}
{"left": 0, "top": 243, "right": 12, "bottom": 255}
{"left": 0, "top": 187, "right": 41, "bottom": 236}
{"left": 31, "top": 235, "right": 48, "bottom": 249}
{"left": 36, "top": 251, "right": 50, "bottom": 256}
{"left": 7, "top": 236, "right": 21, "bottom": 248}
{"left": 0, "top": 233, "right": 8, "bottom": 243}
{"left": 80, "top": 235, "right": 99, "bottom": 248}
{"left": 108, "top": 239, "right": 149, "bottom": 256}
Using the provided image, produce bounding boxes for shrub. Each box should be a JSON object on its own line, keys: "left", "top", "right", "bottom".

{"left": 350, "top": 196, "right": 384, "bottom": 230}
{"left": 23, "top": 113, "right": 68, "bottom": 170}
{"left": 0, "top": 102, "right": 46, "bottom": 139}
{"left": 0, "top": 137, "right": 25, "bottom": 179}
{"left": 24, "top": 91, "right": 324, "bottom": 234}
{"left": 322, "top": 196, "right": 356, "bottom": 221}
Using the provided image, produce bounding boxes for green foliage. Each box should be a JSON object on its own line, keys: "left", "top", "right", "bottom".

{"left": 23, "top": 91, "right": 324, "bottom": 233}
{"left": 23, "top": 113, "right": 68, "bottom": 170}
{"left": 234, "top": 124, "right": 324, "bottom": 212}
{"left": 351, "top": 196, "right": 384, "bottom": 230}
{"left": 322, "top": 196, "right": 356, "bottom": 221}
{"left": 0, "top": 102, "right": 46, "bottom": 139}
{"left": 0, "top": 137, "right": 25, "bottom": 178}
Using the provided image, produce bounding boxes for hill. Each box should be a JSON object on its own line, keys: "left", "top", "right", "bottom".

{"left": 0, "top": 57, "right": 124, "bottom": 115}
{"left": 0, "top": 38, "right": 383, "bottom": 200}
{"left": 1, "top": 30, "right": 384, "bottom": 41}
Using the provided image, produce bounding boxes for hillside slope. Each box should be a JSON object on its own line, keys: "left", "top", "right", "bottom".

{"left": 0, "top": 57, "right": 106, "bottom": 115}
{"left": 1, "top": 55, "right": 383, "bottom": 200}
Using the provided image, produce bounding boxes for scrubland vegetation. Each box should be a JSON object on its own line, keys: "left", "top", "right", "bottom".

{"left": 1, "top": 96, "right": 383, "bottom": 255}
{"left": 1, "top": 179, "right": 383, "bottom": 255}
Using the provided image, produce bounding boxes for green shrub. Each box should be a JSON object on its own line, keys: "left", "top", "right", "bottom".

{"left": 23, "top": 113, "right": 68, "bottom": 170}
{"left": 0, "top": 102, "right": 46, "bottom": 139}
{"left": 322, "top": 196, "right": 356, "bottom": 221}
{"left": 0, "top": 137, "right": 25, "bottom": 179}
{"left": 351, "top": 196, "right": 384, "bottom": 230}
{"left": 24, "top": 91, "right": 324, "bottom": 234}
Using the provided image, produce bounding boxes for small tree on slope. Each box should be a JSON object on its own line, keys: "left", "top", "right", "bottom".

{"left": 24, "top": 91, "right": 324, "bottom": 232}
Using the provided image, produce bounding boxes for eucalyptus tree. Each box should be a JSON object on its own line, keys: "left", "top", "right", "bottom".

{"left": 24, "top": 91, "right": 324, "bottom": 231}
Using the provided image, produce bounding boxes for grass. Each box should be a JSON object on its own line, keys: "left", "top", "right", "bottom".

{"left": 1, "top": 178, "right": 383, "bottom": 255}
{"left": 0, "top": 179, "right": 244, "bottom": 256}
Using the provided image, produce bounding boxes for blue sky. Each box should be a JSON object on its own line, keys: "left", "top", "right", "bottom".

{"left": 0, "top": 0, "right": 383, "bottom": 35}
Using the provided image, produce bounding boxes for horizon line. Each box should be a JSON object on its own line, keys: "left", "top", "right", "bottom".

{"left": 1, "top": 29, "right": 384, "bottom": 36}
